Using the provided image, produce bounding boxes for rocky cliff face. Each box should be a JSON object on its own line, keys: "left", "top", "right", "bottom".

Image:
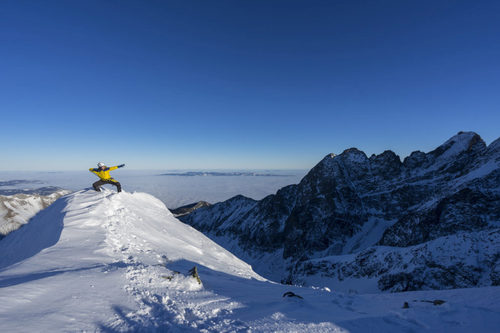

{"left": 180, "top": 132, "right": 500, "bottom": 292}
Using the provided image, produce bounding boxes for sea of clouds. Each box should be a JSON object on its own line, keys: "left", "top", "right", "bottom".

{"left": 0, "top": 170, "right": 307, "bottom": 209}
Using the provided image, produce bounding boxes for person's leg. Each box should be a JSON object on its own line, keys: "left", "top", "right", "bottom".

{"left": 93, "top": 180, "right": 105, "bottom": 192}
{"left": 104, "top": 179, "right": 122, "bottom": 192}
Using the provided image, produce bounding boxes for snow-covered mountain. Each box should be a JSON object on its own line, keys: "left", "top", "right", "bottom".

{"left": 0, "top": 189, "right": 70, "bottom": 239}
{"left": 180, "top": 132, "right": 500, "bottom": 292}
{"left": 1, "top": 188, "right": 499, "bottom": 332}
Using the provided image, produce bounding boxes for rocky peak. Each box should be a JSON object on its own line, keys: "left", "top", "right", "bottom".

{"left": 400, "top": 132, "right": 487, "bottom": 176}
{"left": 340, "top": 148, "right": 369, "bottom": 163}
{"left": 299, "top": 153, "right": 339, "bottom": 188}
{"left": 403, "top": 150, "right": 427, "bottom": 169}
{"left": 431, "top": 132, "right": 487, "bottom": 175}
{"left": 429, "top": 131, "right": 486, "bottom": 162}
{"left": 313, "top": 152, "right": 337, "bottom": 170}
{"left": 369, "top": 150, "right": 400, "bottom": 162}
{"left": 369, "top": 150, "right": 403, "bottom": 178}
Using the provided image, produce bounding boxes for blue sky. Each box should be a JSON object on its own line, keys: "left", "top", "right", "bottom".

{"left": 1, "top": 0, "right": 499, "bottom": 171}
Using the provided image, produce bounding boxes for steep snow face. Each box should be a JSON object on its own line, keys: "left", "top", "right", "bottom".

{"left": 0, "top": 190, "right": 70, "bottom": 238}
{"left": 1, "top": 189, "right": 500, "bottom": 332}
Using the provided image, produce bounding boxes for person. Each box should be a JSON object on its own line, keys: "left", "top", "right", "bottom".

{"left": 89, "top": 162, "right": 125, "bottom": 193}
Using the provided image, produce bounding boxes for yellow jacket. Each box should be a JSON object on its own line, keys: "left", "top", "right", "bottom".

{"left": 89, "top": 165, "right": 122, "bottom": 182}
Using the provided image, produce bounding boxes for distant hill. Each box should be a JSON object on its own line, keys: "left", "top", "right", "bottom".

{"left": 0, "top": 188, "right": 70, "bottom": 239}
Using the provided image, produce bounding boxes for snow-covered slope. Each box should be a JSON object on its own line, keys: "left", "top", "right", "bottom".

{"left": 0, "top": 189, "right": 70, "bottom": 238}
{"left": 1, "top": 189, "right": 499, "bottom": 332}
{"left": 295, "top": 230, "right": 500, "bottom": 293}
{"left": 0, "top": 189, "right": 261, "bottom": 331}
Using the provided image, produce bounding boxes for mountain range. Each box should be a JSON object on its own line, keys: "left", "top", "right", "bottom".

{"left": 179, "top": 131, "right": 500, "bottom": 292}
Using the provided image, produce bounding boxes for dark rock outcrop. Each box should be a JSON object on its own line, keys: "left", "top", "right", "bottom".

{"left": 170, "top": 201, "right": 211, "bottom": 217}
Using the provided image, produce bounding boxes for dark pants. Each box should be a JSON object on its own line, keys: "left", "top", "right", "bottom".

{"left": 93, "top": 179, "right": 122, "bottom": 192}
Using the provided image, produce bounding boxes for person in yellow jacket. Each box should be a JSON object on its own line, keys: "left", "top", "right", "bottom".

{"left": 89, "top": 162, "right": 125, "bottom": 193}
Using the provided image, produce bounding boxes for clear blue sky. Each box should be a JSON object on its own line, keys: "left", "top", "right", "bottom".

{"left": 1, "top": 0, "right": 499, "bottom": 171}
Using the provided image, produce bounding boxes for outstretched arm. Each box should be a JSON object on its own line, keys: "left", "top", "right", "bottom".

{"left": 89, "top": 168, "right": 98, "bottom": 175}
{"left": 109, "top": 164, "right": 125, "bottom": 171}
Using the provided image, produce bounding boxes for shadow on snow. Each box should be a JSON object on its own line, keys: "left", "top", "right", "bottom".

{"left": 0, "top": 195, "right": 71, "bottom": 271}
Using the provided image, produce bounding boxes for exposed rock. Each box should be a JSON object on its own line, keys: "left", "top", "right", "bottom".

{"left": 283, "top": 291, "right": 303, "bottom": 299}
{"left": 170, "top": 201, "right": 211, "bottom": 217}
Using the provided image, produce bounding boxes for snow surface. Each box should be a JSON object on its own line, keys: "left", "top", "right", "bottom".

{"left": 341, "top": 217, "right": 397, "bottom": 255}
{"left": 1, "top": 189, "right": 499, "bottom": 332}
{"left": 302, "top": 229, "right": 500, "bottom": 294}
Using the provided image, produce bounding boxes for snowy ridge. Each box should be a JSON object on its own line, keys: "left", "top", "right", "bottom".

{"left": 0, "top": 189, "right": 263, "bottom": 331}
